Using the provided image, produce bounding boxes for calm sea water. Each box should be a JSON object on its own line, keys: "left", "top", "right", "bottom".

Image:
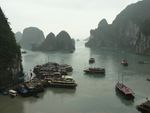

{"left": 0, "top": 41, "right": 150, "bottom": 113}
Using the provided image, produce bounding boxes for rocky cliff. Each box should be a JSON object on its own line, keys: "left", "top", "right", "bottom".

{"left": 38, "top": 31, "right": 75, "bottom": 52}
{"left": 39, "top": 32, "right": 56, "bottom": 51}
{"left": 85, "top": 19, "right": 113, "bottom": 48}
{"left": 19, "top": 27, "right": 45, "bottom": 50}
{"left": 86, "top": 0, "right": 150, "bottom": 55}
{"left": 15, "top": 31, "right": 22, "bottom": 43}
{"left": 0, "top": 7, "right": 22, "bottom": 89}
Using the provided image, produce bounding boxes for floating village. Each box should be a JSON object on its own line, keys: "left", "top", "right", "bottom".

{"left": 0, "top": 57, "right": 150, "bottom": 113}
{"left": 6, "top": 62, "right": 77, "bottom": 98}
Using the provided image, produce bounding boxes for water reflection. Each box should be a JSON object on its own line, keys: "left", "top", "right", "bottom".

{"left": 1, "top": 41, "right": 150, "bottom": 113}
{"left": 0, "top": 96, "right": 25, "bottom": 113}
{"left": 20, "top": 92, "right": 46, "bottom": 104}
{"left": 84, "top": 73, "right": 105, "bottom": 79}
{"left": 48, "top": 88, "right": 76, "bottom": 95}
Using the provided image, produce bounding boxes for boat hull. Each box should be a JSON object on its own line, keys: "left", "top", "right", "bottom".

{"left": 89, "top": 58, "right": 95, "bottom": 64}
{"left": 84, "top": 70, "right": 105, "bottom": 74}
{"left": 115, "top": 87, "right": 134, "bottom": 100}
{"left": 49, "top": 82, "right": 77, "bottom": 89}
{"left": 115, "top": 83, "right": 134, "bottom": 100}
{"left": 136, "top": 105, "right": 150, "bottom": 113}
{"left": 121, "top": 63, "right": 128, "bottom": 66}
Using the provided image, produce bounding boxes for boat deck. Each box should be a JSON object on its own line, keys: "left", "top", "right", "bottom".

{"left": 116, "top": 82, "right": 134, "bottom": 95}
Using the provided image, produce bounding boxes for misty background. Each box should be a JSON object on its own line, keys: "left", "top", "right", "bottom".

{"left": 1, "top": 0, "right": 140, "bottom": 39}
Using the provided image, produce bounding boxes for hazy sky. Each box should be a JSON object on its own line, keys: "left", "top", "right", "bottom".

{"left": 1, "top": 0, "right": 141, "bottom": 39}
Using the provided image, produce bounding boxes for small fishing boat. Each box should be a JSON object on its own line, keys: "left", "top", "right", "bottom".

{"left": 115, "top": 82, "right": 134, "bottom": 100}
{"left": 138, "top": 61, "right": 148, "bottom": 64}
{"left": 8, "top": 89, "right": 17, "bottom": 97}
{"left": 24, "top": 82, "right": 38, "bottom": 97}
{"left": 17, "top": 86, "right": 30, "bottom": 97}
{"left": 17, "top": 83, "right": 36, "bottom": 97}
{"left": 84, "top": 67, "right": 105, "bottom": 74}
{"left": 136, "top": 99, "right": 150, "bottom": 113}
{"left": 21, "top": 51, "right": 27, "bottom": 54}
{"left": 121, "top": 59, "right": 128, "bottom": 66}
{"left": 89, "top": 58, "right": 95, "bottom": 64}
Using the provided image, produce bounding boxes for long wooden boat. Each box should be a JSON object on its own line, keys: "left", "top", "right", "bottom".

{"left": 84, "top": 67, "right": 105, "bottom": 74}
{"left": 115, "top": 82, "right": 134, "bottom": 100}
{"left": 48, "top": 77, "right": 77, "bottom": 89}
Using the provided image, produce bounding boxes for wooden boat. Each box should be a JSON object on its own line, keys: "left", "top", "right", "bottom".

{"left": 115, "top": 82, "right": 134, "bottom": 100}
{"left": 34, "top": 83, "right": 45, "bottom": 93}
{"left": 136, "top": 100, "right": 150, "bottom": 113}
{"left": 48, "top": 76, "right": 77, "bottom": 89}
{"left": 138, "top": 61, "right": 149, "bottom": 64}
{"left": 60, "top": 64, "right": 73, "bottom": 72}
{"left": 21, "top": 51, "right": 27, "bottom": 54}
{"left": 17, "top": 85, "right": 30, "bottom": 97}
{"left": 8, "top": 89, "right": 17, "bottom": 97}
{"left": 89, "top": 58, "right": 95, "bottom": 64}
{"left": 84, "top": 67, "right": 105, "bottom": 74}
{"left": 24, "top": 83, "right": 38, "bottom": 97}
{"left": 121, "top": 59, "right": 128, "bottom": 66}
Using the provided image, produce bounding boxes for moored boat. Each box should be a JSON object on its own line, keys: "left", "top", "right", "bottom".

{"left": 138, "top": 61, "right": 149, "bottom": 64}
{"left": 8, "top": 89, "right": 17, "bottom": 97}
{"left": 121, "top": 59, "right": 128, "bottom": 66}
{"left": 24, "top": 82, "right": 38, "bottom": 97}
{"left": 115, "top": 82, "right": 134, "bottom": 100}
{"left": 84, "top": 67, "right": 105, "bottom": 74}
{"left": 48, "top": 76, "right": 77, "bottom": 89}
{"left": 89, "top": 58, "right": 95, "bottom": 64}
{"left": 21, "top": 51, "right": 27, "bottom": 54}
{"left": 16, "top": 85, "right": 30, "bottom": 97}
{"left": 136, "top": 100, "right": 150, "bottom": 113}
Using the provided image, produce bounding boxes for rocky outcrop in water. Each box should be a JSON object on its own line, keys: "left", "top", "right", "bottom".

{"left": 0, "top": 7, "right": 22, "bottom": 89}
{"left": 19, "top": 27, "right": 45, "bottom": 50}
{"left": 38, "top": 31, "right": 75, "bottom": 52}
{"left": 15, "top": 31, "right": 22, "bottom": 43}
{"left": 85, "top": 19, "right": 113, "bottom": 48}
{"left": 86, "top": 0, "right": 150, "bottom": 55}
{"left": 39, "top": 32, "right": 56, "bottom": 51}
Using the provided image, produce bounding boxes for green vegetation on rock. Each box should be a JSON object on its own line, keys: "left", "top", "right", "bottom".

{"left": 19, "top": 27, "right": 45, "bottom": 50}
{"left": 85, "top": 0, "right": 150, "bottom": 55}
{"left": 37, "top": 31, "right": 75, "bottom": 52}
{"left": 0, "top": 7, "right": 22, "bottom": 88}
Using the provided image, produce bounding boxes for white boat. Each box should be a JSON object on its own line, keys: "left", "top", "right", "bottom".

{"left": 9, "top": 89, "right": 17, "bottom": 97}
